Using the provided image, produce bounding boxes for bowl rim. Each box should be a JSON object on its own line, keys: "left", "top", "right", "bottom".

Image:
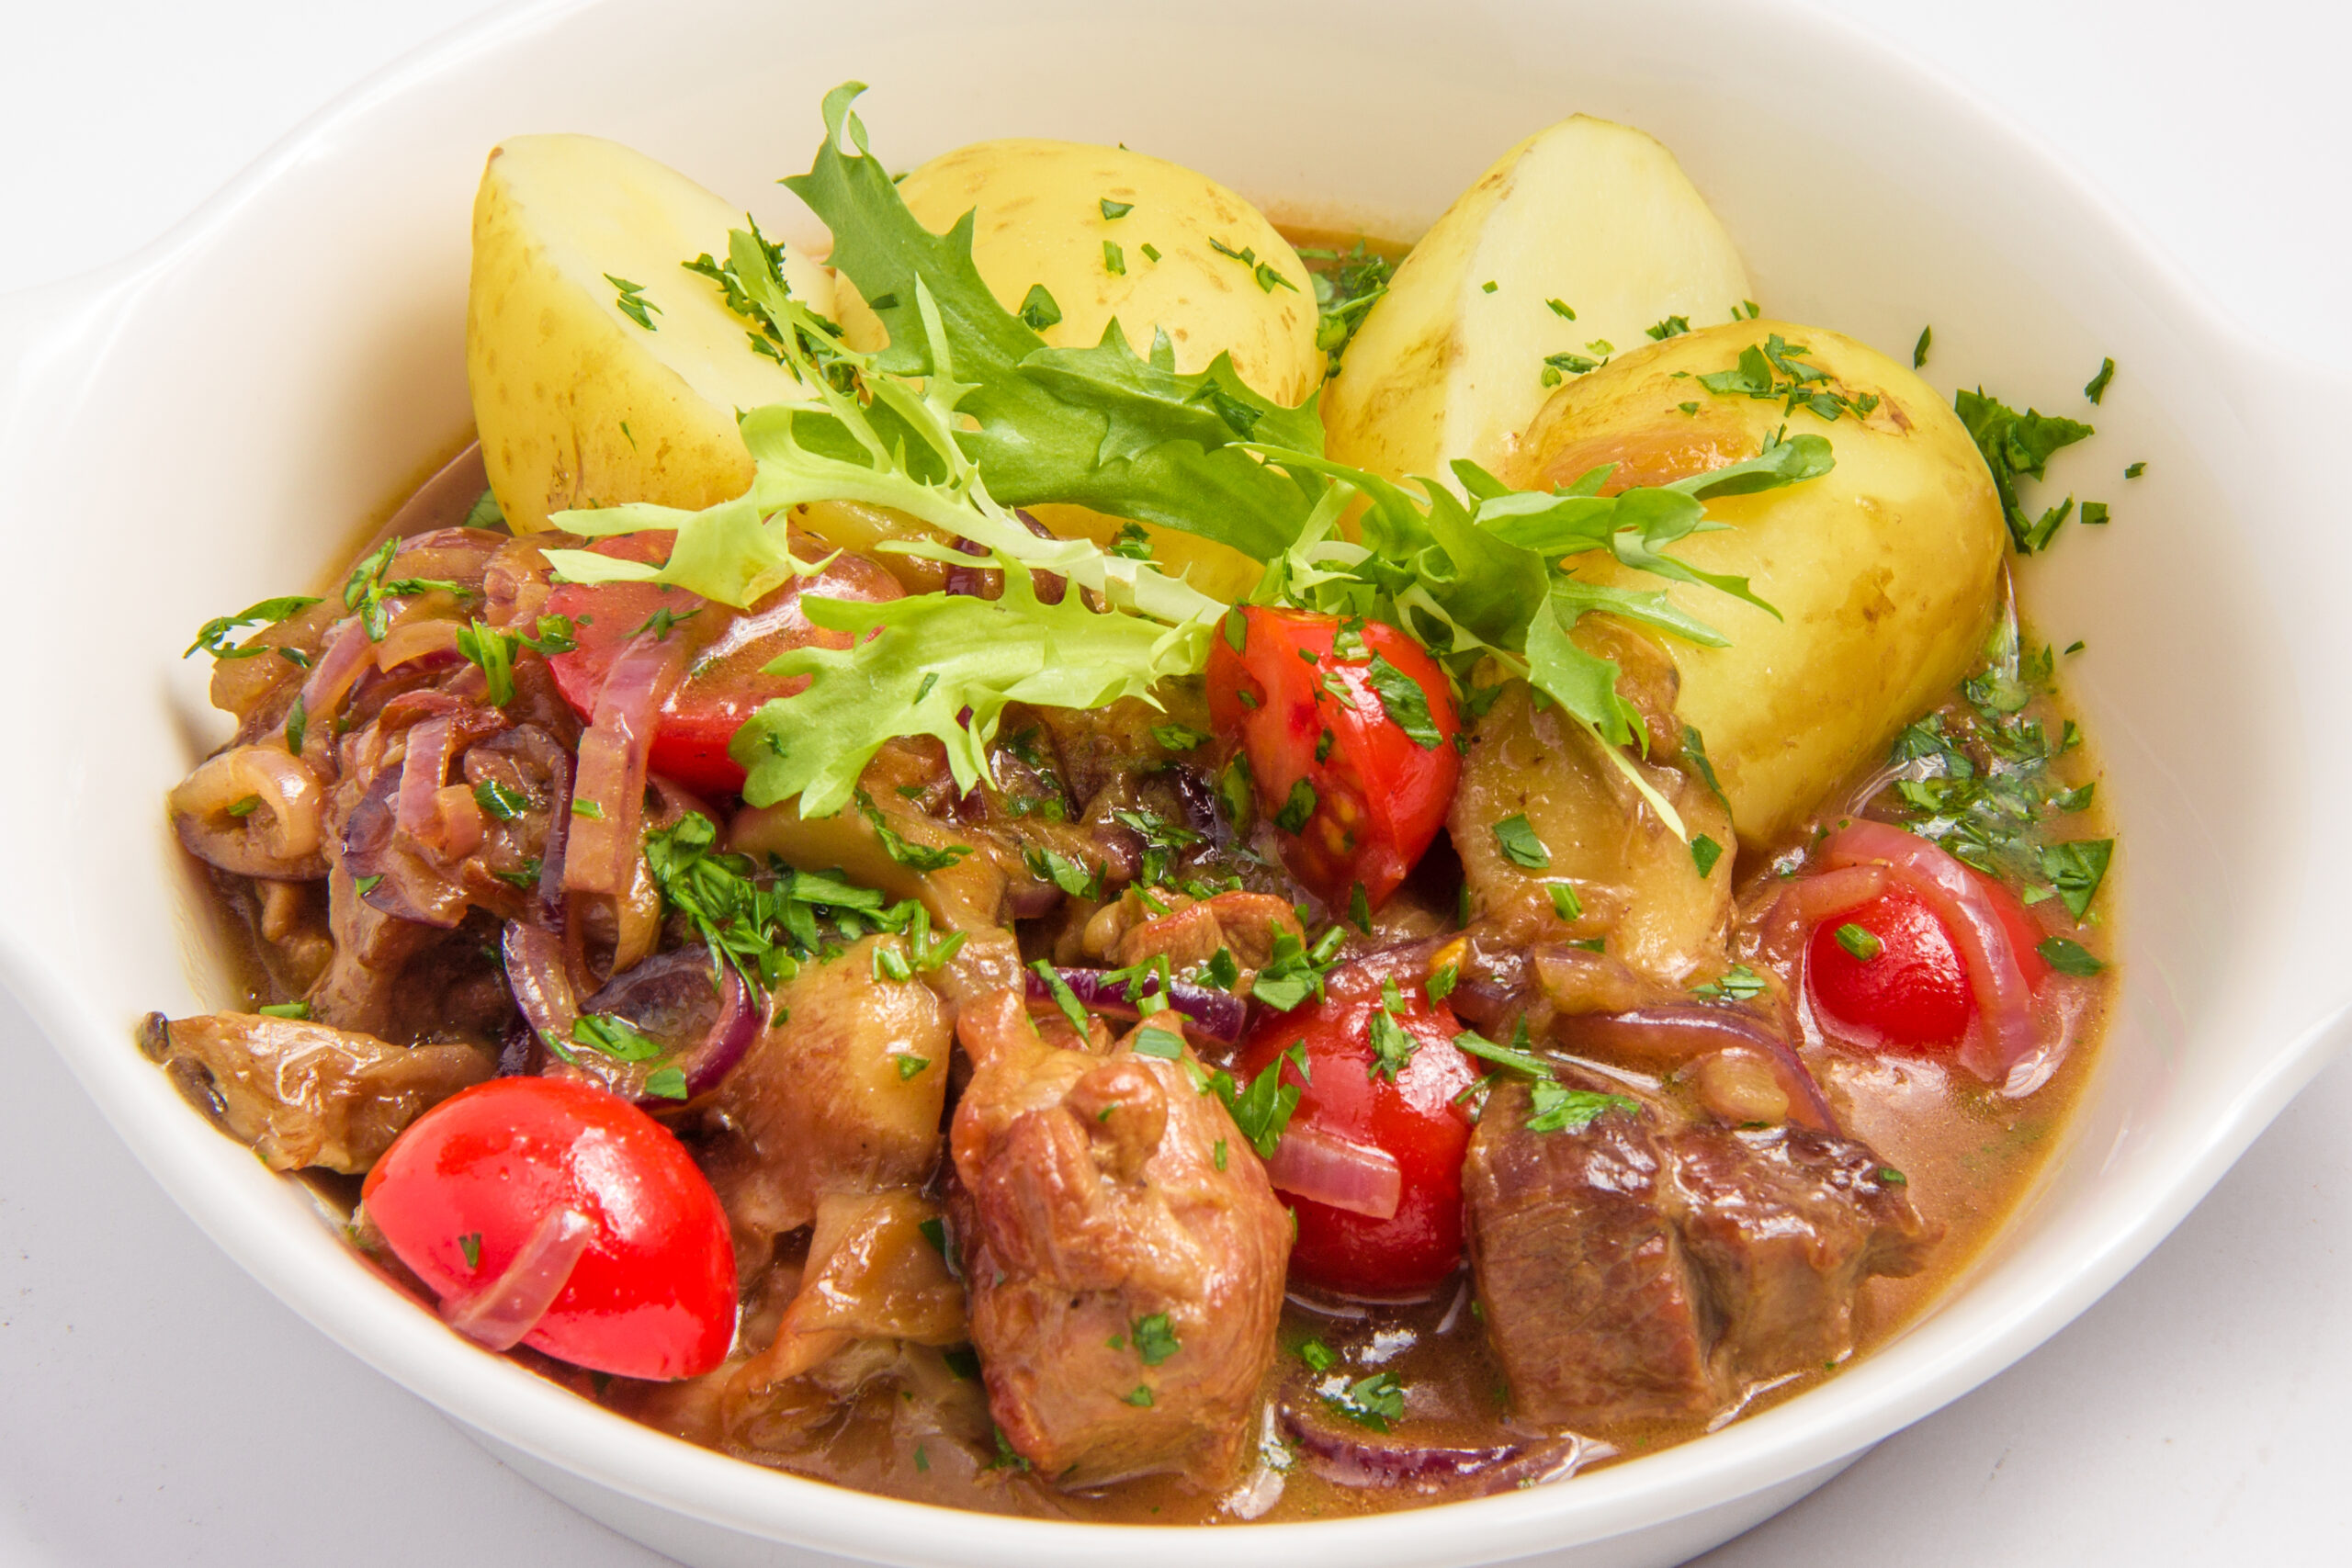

{"left": 6, "top": 0, "right": 2351, "bottom": 1562}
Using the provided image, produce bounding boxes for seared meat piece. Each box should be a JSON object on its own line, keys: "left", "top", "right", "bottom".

{"left": 1097, "top": 889, "right": 1305, "bottom": 983}
{"left": 1664, "top": 1124, "right": 1933, "bottom": 1378}
{"left": 1449, "top": 682, "right": 1734, "bottom": 987}
{"left": 707, "top": 934, "right": 951, "bottom": 1247}
{"left": 137, "top": 1011, "right": 490, "bottom": 1173}
{"left": 1464, "top": 1078, "right": 1932, "bottom": 1431}
{"left": 948, "top": 989, "right": 1289, "bottom": 1488}
{"left": 1462, "top": 1082, "right": 1721, "bottom": 1427}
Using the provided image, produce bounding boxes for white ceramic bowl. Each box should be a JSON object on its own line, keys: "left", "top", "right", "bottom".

{"left": 3, "top": 1, "right": 2348, "bottom": 1563}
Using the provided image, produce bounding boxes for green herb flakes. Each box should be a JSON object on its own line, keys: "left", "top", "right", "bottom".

{"left": 1690, "top": 834, "right": 1724, "bottom": 878}
{"left": 1492, "top": 814, "right": 1552, "bottom": 870}
{"left": 2037, "top": 936, "right": 2106, "bottom": 976}
{"left": 1834, "top": 923, "right": 1883, "bottom": 961}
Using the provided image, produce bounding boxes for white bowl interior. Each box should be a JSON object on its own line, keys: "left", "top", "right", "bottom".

{"left": 4, "top": 1, "right": 2347, "bottom": 1564}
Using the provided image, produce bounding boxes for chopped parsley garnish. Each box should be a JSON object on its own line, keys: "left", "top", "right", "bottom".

{"left": 642, "top": 1066, "right": 689, "bottom": 1100}
{"left": 1032, "top": 960, "right": 1088, "bottom": 1033}
{"left": 1348, "top": 881, "right": 1372, "bottom": 934}
{"left": 453, "top": 620, "right": 517, "bottom": 705}
{"left": 1913, "top": 325, "right": 1931, "bottom": 368}
{"left": 352, "top": 872, "right": 383, "bottom": 897}
{"left": 1690, "top": 964, "right": 1767, "bottom": 1001}
{"left": 185, "top": 595, "right": 321, "bottom": 661}
{"left": 1024, "top": 844, "right": 1102, "bottom": 899}
{"left": 1102, "top": 240, "right": 1125, "bottom": 276}
{"left": 987, "top": 1427, "right": 1030, "bottom": 1472}
{"left": 1480, "top": 279, "right": 1498, "bottom": 293}
{"left": 1834, "top": 923, "right": 1883, "bottom": 961}
{"left": 1546, "top": 299, "right": 1576, "bottom": 319}
{"left": 1131, "top": 1027, "right": 1186, "bottom": 1061}
{"left": 1645, "top": 315, "right": 1690, "bottom": 340}
{"left": 1540, "top": 349, "right": 1601, "bottom": 385}
{"left": 458, "top": 1232, "right": 482, "bottom": 1269}
{"left": 1546, "top": 882, "right": 1583, "bottom": 920}
{"left": 1955, "top": 388, "right": 2094, "bottom": 555}
{"left": 573, "top": 1012, "right": 664, "bottom": 1062}
{"left": 606, "top": 274, "right": 662, "bottom": 330}
{"left": 1368, "top": 998, "right": 1418, "bottom": 1080}
{"left": 1151, "top": 722, "right": 1210, "bottom": 751}
{"left": 1324, "top": 1371, "right": 1406, "bottom": 1432}
{"left": 2039, "top": 838, "right": 2113, "bottom": 918}
{"left": 1526, "top": 1077, "right": 1639, "bottom": 1134}
{"left": 1215, "top": 1041, "right": 1308, "bottom": 1157}
{"left": 1297, "top": 1337, "right": 1337, "bottom": 1372}
{"left": 2037, "top": 936, "right": 2105, "bottom": 976}
{"left": 256, "top": 1000, "right": 311, "bottom": 1021}
{"left": 1124, "top": 1385, "right": 1156, "bottom": 1407}
{"left": 226, "top": 795, "right": 262, "bottom": 818}
{"left": 2084, "top": 357, "right": 2115, "bottom": 404}
{"left": 1365, "top": 653, "right": 1442, "bottom": 749}
{"left": 1131, "top": 1312, "right": 1181, "bottom": 1366}
{"left": 1491, "top": 814, "right": 1552, "bottom": 870}
{"left": 2080, "top": 502, "right": 2109, "bottom": 527}
{"left": 463, "top": 487, "right": 504, "bottom": 530}
{"left": 1213, "top": 1138, "right": 1227, "bottom": 1170}
{"left": 2125, "top": 461, "right": 2146, "bottom": 479}
{"left": 1140, "top": 242, "right": 1161, "bottom": 263}
{"left": 1273, "top": 778, "right": 1318, "bottom": 834}
{"left": 570, "top": 797, "right": 605, "bottom": 819}
{"left": 1698, "top": 333, "right": 1881, "bottom": 423}
{"left": 1690, "top": 833, "right": 1724, "bottom": 878}
{"left": 340, "top": 537, "right": 469, "bottom": 642}
{"left": 472, "top": 778, "right": 529, "bottom": 821}
{"left": 1876, "top": 1167, "right": 1908, "bottom": 1187}
{"left": 1682, "top": 723, "right": 1728, "bottom": 806}
{"left": 1453, "top": 1028, "right": 1551, "bottom": 1078}
{"left": 1099, "top": 197, "right": 1133, "bottom": 220}
{"left": 873, "top": 943, "right": 913, "bottom": 983}
{"left": 854, "top": 789, "right": 973, "bottom": 872}
{"left": 1017, "top": 282, "right": 1062, "bottom": 331}
{"left": 1204, "top": 947, "right": 1242, "bottom": 991}
{"left": 894, "top": 1053, "right": 931, "bottom": 1080}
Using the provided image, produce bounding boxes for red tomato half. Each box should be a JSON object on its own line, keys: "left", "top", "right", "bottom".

{"left": 1238, "top": 958, "right": 1479, "bottom": 1298}
{"left": 362, "top": 1077, "right": 737, "bottom": 1380}
{"left": 1808, "top": 874, "right": 2050, "bottom": 1052}
{"left": 547, "top": 532, "right": 902, "bottom": 795}
{"left": 1205, "top": 607, "right": 1460, "bottom": 908}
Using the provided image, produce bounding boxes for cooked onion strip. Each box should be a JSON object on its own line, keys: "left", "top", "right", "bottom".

{"left": 565, "top": 632, "right": 686, "bottom": 897}
{"left": 1821, "top": 819, "right": 2039, "bottom": 1088}
{"left": 439, "top": 1205, "right": 594, "bottom": 1351}
{"left": 1263, "top": 1123, "right": 1402, "bottom": 1219}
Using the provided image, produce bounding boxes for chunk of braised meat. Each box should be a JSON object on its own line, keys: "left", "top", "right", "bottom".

{"left": 1664, "top": 1123, "right": 1933, "bottom": 1376}
{"left": 137, "top": 1011, "right": 490, "bottom": 1174}
{"left": 1463, "top": 1081, "right": 1721, "bottom": 1427}
{"left": 1464, "top": 1077, "right": 1933, "bottom": 1431}
{"left": 702, "top": 934, "right": 951, "bottom": 1258}
{"left": 1449, "top": 682, "right": 1734, "bottom": 987}
{"left": 948, "top": 989, "right": 1289, "bottom": 1488}
{"left": 725, "top": 1190, "right": 967, "bottom": 1441}
{"left": 1087, "top": 889, "right": 1305, "bottom": 986}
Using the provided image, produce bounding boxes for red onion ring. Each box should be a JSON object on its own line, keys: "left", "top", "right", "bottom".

{"left": 1821, "top": 819, "right": 2039, "bottom": 1088}
{"left": 532, "top": 743, "right": 575, "bottom": 933}
{"left": 1553, "top": 1006, "right": 1838, "bottom": 1133}
{"left": 565, "top": 631, "right": 686, "bottom": 897}
{"left": 1263, "top": 1123, "right": 1402, "bottom": 1219}
{"left": 572, "top": 945, "right": 762, "bottom": 1102}
{"left": 295, "top": 617, "right": 372, "bottom": 745}
{"left": 395, "top": 714, "right": 457, "bottom": 843}
{"left": 440, "top": 1204, "right": 594, "bottom": 1352}
{"left": 1276, "top": 1404, "right": 1598, "bottom": 1494}
{"left": 1022, "top": 965, "right": 1248, "bottom": 1044}
{"left": 502, "top": 921, "right": 580, "bottom": 1052}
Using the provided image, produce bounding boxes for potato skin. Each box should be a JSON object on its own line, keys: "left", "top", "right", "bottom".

{"left": 888, "top": 139, "right": 1318, "bottom": 600}
{"left": 1325, "top": 115, "right": 1751, "bottom": 486}
{"left": 467, "top": 134, "right": 833, "bottom": 533}
{"left": 1506, "top": 321, "right": 2004, "bottom": 847}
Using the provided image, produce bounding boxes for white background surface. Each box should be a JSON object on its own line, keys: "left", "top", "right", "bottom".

{"left": 4, "top": 2, "right": 2348, "bottom": 1562}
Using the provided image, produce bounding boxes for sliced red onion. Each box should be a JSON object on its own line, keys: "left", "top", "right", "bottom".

{"left": 533, "top": 742, "right": 575, "bottom": 932}
{"left": 1276, "top": 1404, "right": 1598, "bottom": 1494}
{"left": 565, "top": 630, "right": 686, "bottom": 897}
{"left": 1821, "top": 819, "right": 2039, "bottom": 1088}
{"left": 395, "top": 714, "right": 457, "bottom": 842}
{"left": 295, "top": 617, "right": 373, "bottom": 744}
{"left": 341, "top": 770, "right": 468, "bottom": 928}
{"left": 1023, "top": 965, "right": 1247, "bottom": 1044}
{"left": 441, "top": 1205, "right": 594, "bottom": 1352}
{"left": 576, "top": 945, "right": 761, "bottom": 1100}
{"left": 1263, "top": 1123, "right": 1402, "bottom": 1220}
{"left": 502, "top": 921, "right": 580, "bottom": 1052}
{"left": 1554, "top": 1006, "right": 1838, "bottom": 1133}
{"left": 1756, "top": 864, "right": 1893, "bottom": 969}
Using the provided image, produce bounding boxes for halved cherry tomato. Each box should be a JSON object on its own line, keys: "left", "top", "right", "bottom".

{"left": 1237, "top": 957, "right": 1479, "bottom": 1298}
{"left": 546, "top": 532, "right": 901, "bottom": 796}
{"left": 361, "top": 1077, "right": 737, "bottom": 1380}
{"left": 1808, "top": 873, "right": 2050, "bottom": 1052}
{"left": 1205, "top": 606, "right": 1460, "bottom": 908}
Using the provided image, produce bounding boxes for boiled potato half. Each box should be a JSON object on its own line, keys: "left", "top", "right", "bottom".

{"left": 886, "top": 139, "right": 1321, "bottom": 601}
{"left": 468, "top": 134, "right": 836, "bottom": 533}
{"left": 1325, "top": 116, "right": 1752, "bottom": 488}
{"left": 1506, "top": 321, "right": 2004, "bottom": 848}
